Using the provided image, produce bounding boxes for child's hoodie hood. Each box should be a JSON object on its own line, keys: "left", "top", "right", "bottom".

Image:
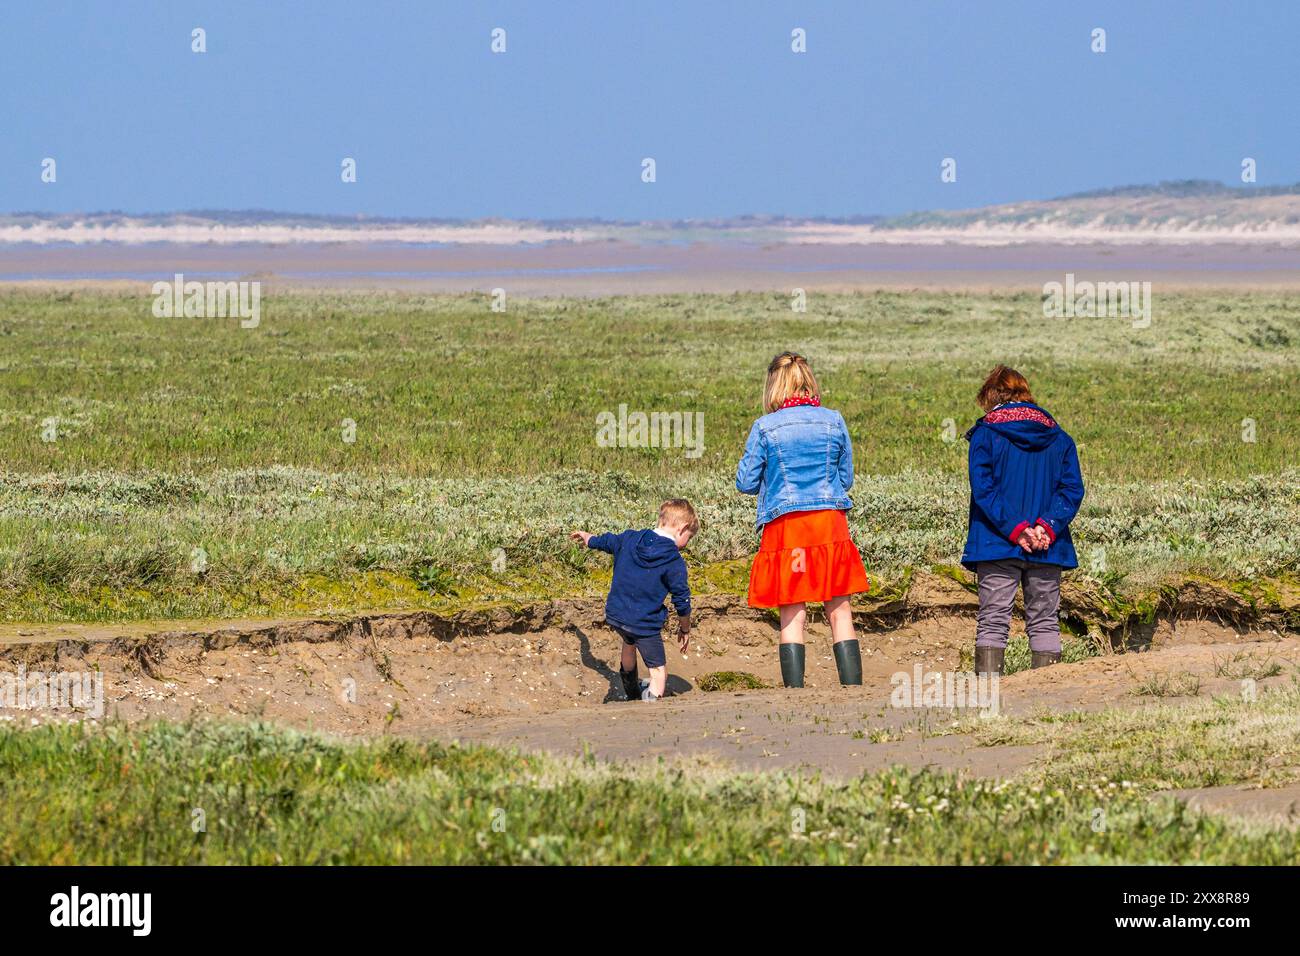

{"left": 965, "top": 402, "right": 1062, "bottom": 452}
{"left": 630, "top": 529, "right": 681, "bottom": 568}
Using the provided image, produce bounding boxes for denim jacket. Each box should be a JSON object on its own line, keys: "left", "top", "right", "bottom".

{"left": 735, "top": 404, "right": 854, "bottom": 530}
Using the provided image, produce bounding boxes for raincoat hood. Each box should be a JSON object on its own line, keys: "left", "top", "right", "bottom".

{"left": 630, "top": 529, "right": 682, "bottom": 568}
{"left": 966, "top": 403, "right": 1063, "bottom": 453}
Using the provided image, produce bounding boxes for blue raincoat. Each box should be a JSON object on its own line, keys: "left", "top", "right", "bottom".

{"left": 961, "top": 402, "right": 1085, "bottom": 570}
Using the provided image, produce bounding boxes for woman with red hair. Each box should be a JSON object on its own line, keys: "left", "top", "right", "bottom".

{"left": 962, "top": 366, "right": 1085, "bottom": 675}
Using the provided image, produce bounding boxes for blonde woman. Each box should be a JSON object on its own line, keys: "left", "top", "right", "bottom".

{"left": 735, "top": 352, "right": 869, "bottom": 688}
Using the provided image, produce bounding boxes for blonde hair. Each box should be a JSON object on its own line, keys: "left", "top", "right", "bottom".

{"left": 658, "top": 499, "right": 699, "bottom": 535}
{"left": 763, "top": 351, "right": 820, "bottom": 414}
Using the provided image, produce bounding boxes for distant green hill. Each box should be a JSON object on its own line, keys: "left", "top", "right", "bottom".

{"left": 875, "top": 180, "right": 1300, "bottom": 230}
{"left": 1059, "top": 179, "right": 1300, "bottom": 200}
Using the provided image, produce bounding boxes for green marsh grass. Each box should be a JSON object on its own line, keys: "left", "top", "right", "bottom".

{"left": 972, "top": 683, "right": 1300, "bottom": 793}
{"left": 3, "top": 719, "right": 1297, "bottom": 864}
{"left": 1, "top": 288, "right": 1297, "bottom": 622}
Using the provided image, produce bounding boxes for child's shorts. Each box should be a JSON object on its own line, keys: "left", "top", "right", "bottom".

{"left": 612, "top": 623, "right": 666, "bottom": 669}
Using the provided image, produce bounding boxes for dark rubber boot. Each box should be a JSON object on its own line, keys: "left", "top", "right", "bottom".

{"left": 974, "top": 646, "right": 1005, "bottom": 676}
{"left": 619, "top": 666, "right": 640, "bottom": 701}
{"left": 1031, "top": 651, "right": 1062, "bottom": 669}
{"left": 833, "top": 639, "right": 863, "bottom": 686}
{"left": 779, "top": 643, "right": 805, "bottom": 688}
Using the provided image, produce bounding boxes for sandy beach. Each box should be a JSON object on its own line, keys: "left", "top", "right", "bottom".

{"left": 5, "top": 239, "right": 1299, "bottom": 295}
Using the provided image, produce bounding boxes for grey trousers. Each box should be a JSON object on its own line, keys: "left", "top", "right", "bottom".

{"left": 975, "top": 559, "right": 1062, "bottom": 652}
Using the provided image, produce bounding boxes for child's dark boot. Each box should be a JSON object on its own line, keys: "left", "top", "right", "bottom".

{"left": 619, "top": 666, "right": 640, "bottom": 701}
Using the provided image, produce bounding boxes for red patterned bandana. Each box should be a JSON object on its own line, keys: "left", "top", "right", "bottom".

{"left": 985, "top": 405, "right": 1056, "bottom": 427}
{"left": 780, "top": 395, "right": 821, "bottom": 409}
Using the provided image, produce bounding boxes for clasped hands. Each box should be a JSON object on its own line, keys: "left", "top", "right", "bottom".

{"left": 1016, "top": 523, "right": 1052, "bottom": 554}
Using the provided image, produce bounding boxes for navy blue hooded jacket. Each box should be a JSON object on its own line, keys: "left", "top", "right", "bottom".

{"left": 961, "top": 402, "right": 1085, "bottom": 570}
{"left": 587, "top": 529, "right": 692, "bottom": 637}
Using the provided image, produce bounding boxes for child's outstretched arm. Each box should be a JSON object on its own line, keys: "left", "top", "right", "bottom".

{"left": 1035, "top": 439, "right": 1086, "bottom": 545}
{"left": 571, "top": 531, "right": 620, "bottom": 554}
{"left": 735, "top": 421, "right": 766, "bottom": 494}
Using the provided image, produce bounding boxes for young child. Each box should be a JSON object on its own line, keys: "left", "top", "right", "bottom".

{"left": 570, "top": 499, "right": 697, "bottom": 701}
{"left": 962, "top": 365, "right": 1085, "bottom": 675}
{"left": 735, "top": 352, "right": 869, "bottom": 689}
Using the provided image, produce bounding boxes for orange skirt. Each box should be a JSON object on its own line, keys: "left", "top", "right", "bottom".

{"left": 747, "top": 509, "right": 870, "bottom": 608}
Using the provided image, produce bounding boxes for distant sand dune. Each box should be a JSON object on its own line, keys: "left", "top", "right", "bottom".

{"left": 0, "top": 221, "right": 593, "bottom": 246}
{"left": 785, "top": 220, "right": 1300, "bottom": 246}
{"left": 7, "top": 182, "right": 1300, "bottom": 291}
{"left": 9, "top": 183, "right": 1300, "bottom": 246}
{"left": 7, "top": 217, "right": 1300, "bottom": 248}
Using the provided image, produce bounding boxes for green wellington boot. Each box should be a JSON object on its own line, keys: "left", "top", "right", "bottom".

{"left": 833, "top": 639, "right": 863, "bottom": 685}
{"left": 779, "top": 643, "right": 805, "bottom": 688}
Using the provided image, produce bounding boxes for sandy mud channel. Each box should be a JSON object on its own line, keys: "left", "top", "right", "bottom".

{"left": 4, "top": 584, "right": 1297, "bottom": 805}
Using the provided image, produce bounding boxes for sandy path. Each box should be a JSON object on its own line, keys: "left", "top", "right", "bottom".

{"left": 4, "top": 598, "right": 1294, "bottom": 787}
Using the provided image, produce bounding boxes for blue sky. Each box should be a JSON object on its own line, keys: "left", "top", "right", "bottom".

{"left": 3, "top": 0, "right": 1297, "bottom": 219}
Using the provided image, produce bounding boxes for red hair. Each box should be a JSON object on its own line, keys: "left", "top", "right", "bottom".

{"left": 977, "top": 365, "right": 1034, "bottom": 412}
